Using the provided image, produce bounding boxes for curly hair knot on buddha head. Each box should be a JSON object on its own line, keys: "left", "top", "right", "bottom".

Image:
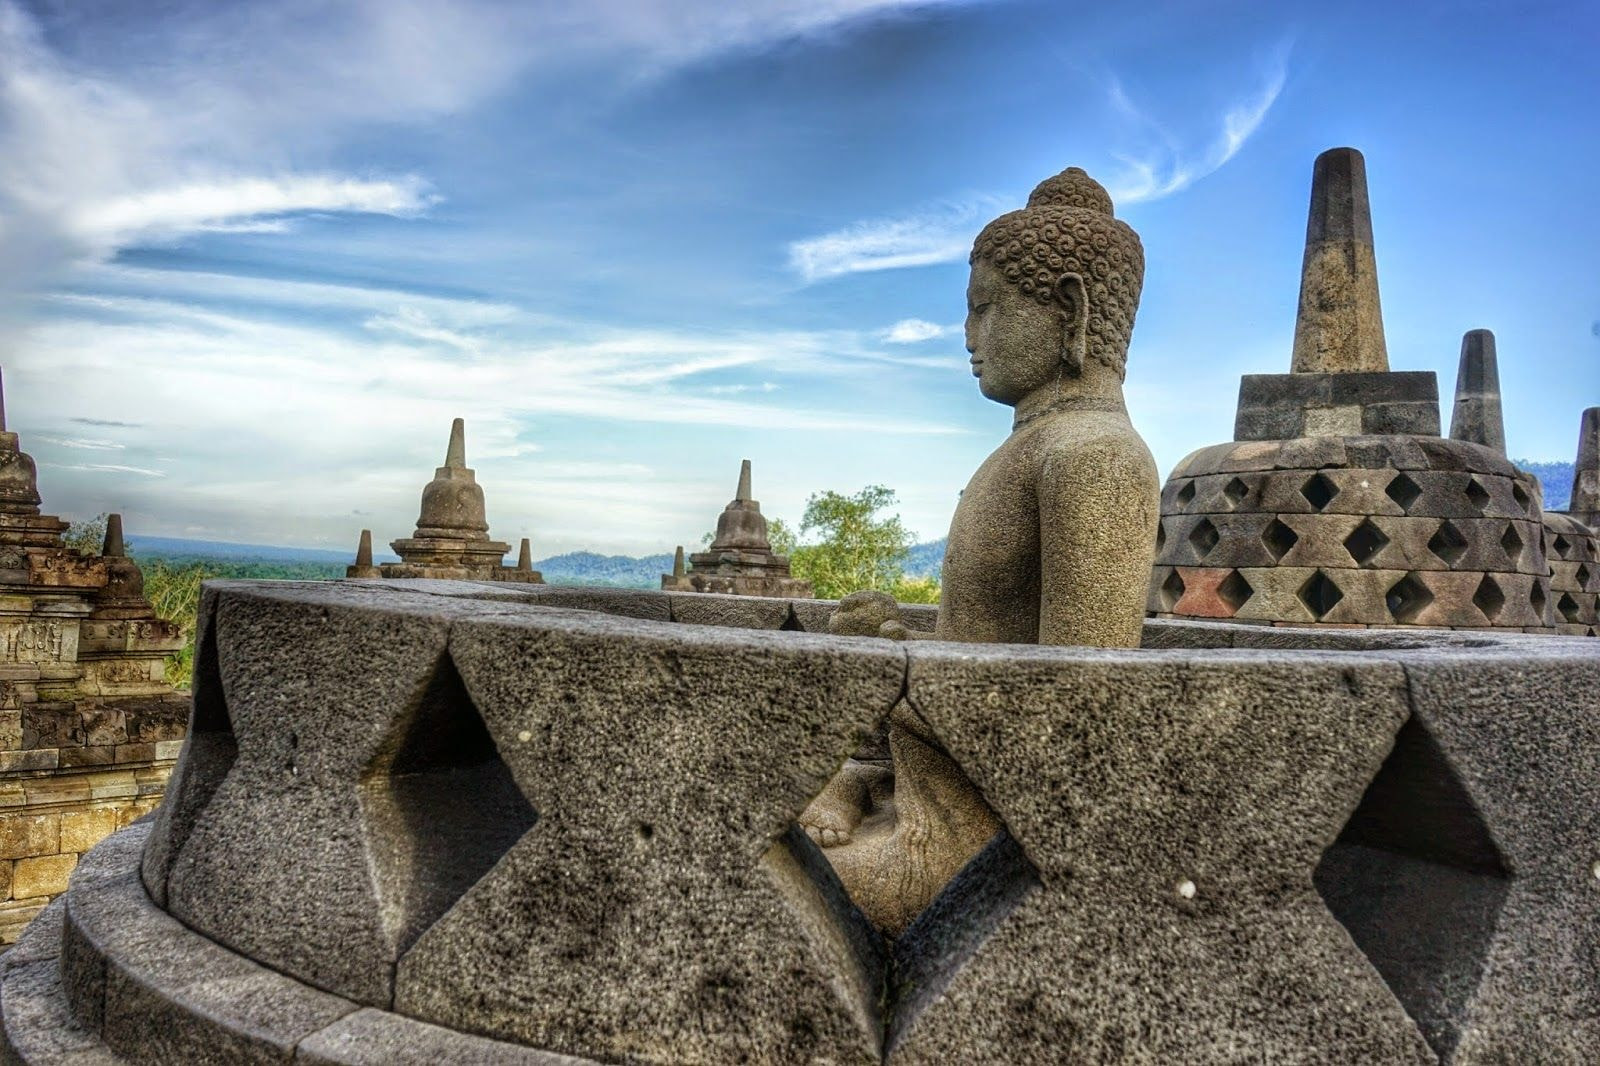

{"left": 972, "top": 166, "right": 1144, "bottom": 379}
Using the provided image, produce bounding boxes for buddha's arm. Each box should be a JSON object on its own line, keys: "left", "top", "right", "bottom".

{"left": 1036, "top": 438, "right": 1159, "bottom": 649}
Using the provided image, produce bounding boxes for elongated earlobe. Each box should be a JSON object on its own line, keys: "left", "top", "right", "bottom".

{"left": 1053, "top": 273, "right": 1089, "bottom": 376}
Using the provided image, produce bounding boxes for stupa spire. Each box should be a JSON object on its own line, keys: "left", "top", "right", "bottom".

{"left": 736, "top": 459, "right": 752, "bottom": 503}
{"left": 1571, "top": 407, "right": 1600, "bottom": 521}
{"left": 0, "top": 367, "right": 7, "bottom": 433}
{"left": 355, "top": 529, "right": 374, "bottom": 568}
{"left": 1290, "top": 148, "right": 1390, "bottom": 374}
{"left": 445, "top": 418, "right": 466, "bottom": 469}
{"left": 1449, "top": 329, "right": 1506, "bottom": 454}
{"left": 102, "top": 513, "right": 126, "bottom": 558}
{"left": 517, "top": 538, "right": 532, "bottom": 571}
{"left": 673, "top": 545, "right": 686, "bottom": 578}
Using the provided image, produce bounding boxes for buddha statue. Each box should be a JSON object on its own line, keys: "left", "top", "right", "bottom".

{"left": 801, "top": 166, "right": 1160, "bottom": 932}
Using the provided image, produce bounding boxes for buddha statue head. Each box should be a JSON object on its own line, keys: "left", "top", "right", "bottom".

{"left": 966, "top": 167, "right": 1144, "bottom": 406}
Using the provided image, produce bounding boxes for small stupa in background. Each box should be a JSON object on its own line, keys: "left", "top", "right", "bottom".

{"left": 672, "top": 460, "right": 811, "bottom": 598}
{"left": 1543, "top": 408, "right": 1599, "bottom": 635}
{"left": 366, "top": 418, "right": 541, "bottom": 584}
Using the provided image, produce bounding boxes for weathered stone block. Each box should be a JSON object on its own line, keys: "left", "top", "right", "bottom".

{"left": 0, "top": 814, "right": 59, "bottom": 861}
{"left": 887, "top": 642, "right": 1430, "bottom": 1063}
{"left": 297, "top": 1008, "right": 587, "bottom": 1065}
{"left": 59, "top": 809, "right": 117, "bottom": 854}
{"left": 394, "top": 602, "right": 905, "bottom": 1063}
{"left": 13, "top": 855, "right": 75, "bottom": 899}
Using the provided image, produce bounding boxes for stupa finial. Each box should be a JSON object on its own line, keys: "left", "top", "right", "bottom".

{"left": 1290, "top": 147, "right": 1390, "bottom": 374}
{"left": 673, "top": 545, "right": 686, "bottom": 578}
{"left": 0, "top": 367, "right": 7, "bottom": 433}
{"left": 102, "top": 513, "right": 126, "bottom": 558}
{"left": 736, "top": 459, "right": 752, "bottom": 503}
{"left": 355, "top": 529, "right": 374, "bottom": 568}
{"left": 1449, "top": 329, "right": 1506, "bottom": 454}
{"left": 1572, "top": 407, "right": 1600, "bottom": 519}
{"left": 517, "top": 538, "right": 532, "bottom": 571}
{"left": 445, "top": 418, "right": 466, "bottom": 469}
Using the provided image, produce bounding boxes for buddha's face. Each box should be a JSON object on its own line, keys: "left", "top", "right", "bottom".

{"left": 964, "top": 257, "right": 1073, "bottom": 407}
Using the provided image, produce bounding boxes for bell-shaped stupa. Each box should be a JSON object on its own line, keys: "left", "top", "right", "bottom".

{"left": 380, "top": 419, "right": 541, "bottom": 583}
{"left": 1148, "top": 149, "right": 1559, "bottom": 631}
{"left": 676, "top": 460, "right": 811, "bottom": 598}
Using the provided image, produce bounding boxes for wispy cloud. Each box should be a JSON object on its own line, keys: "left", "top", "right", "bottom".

{"left": 1105, "top": 42, "right": 1290, "bottom": 204}
{"left": 34, "top": 435, "right": 124, "bottom": 451}
{"left": 882, "top": 318, "right": 957, "bottom": 343}
{"left": 786, "top": 200, "right": 992, "bottom": 283}
{"left": 43, "top": 462, "right": 165, "bottom": 477}
{"left": 786, "top": 40, "right": 1290, "bottom": 282}
{"left": 72, "top": 175, "right": 436, "bottom": 248}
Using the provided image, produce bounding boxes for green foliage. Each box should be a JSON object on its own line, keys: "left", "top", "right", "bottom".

{"left": 767, "top": 516, "right": 797, "bottom": 557}
{"left": 889, "top": 575, "right": 942, "bottom": 604}
{"left": 788, "top": 485, "right": 920, "bottom": 601}
{"left": 63, "top": 514, "right": 109, "bottom": 555}
{"left": 140, "top": 560, "right": 212, "bottom": 689}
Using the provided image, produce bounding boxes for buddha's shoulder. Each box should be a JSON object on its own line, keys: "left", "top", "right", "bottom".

{"left": 1026, "top": 410, "right": 1155, "bottom": 466}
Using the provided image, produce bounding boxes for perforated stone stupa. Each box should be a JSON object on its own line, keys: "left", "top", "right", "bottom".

{"left": 1544, "top": 407, "right": 1599, "bottom": 635}
{"left": 0, "top": 373, "right": 187, "bottom": 946}
{"left": 1149, "top": 149, "right": 1557, "bottom": 631}
{"left": 372, "top": 418, "right": 541, "bottom": 584}
{"left": 674, "top": 460, "right": 811, "bottom": 598}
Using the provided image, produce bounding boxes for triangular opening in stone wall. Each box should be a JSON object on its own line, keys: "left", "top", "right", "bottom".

{"left": 1313, "top": 717, "right": 1509, "bottom": 1061}
{"left": 360, "top": 652, "right": 538, "bottom": 959}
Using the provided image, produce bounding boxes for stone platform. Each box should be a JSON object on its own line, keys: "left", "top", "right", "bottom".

{"left": 3, "top": 579, "right": 1598, "bottom": 1063}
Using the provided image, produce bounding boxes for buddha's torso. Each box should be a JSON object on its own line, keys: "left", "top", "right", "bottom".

{"left": 936, "top": 407, "right": 1153, "bottom": 646}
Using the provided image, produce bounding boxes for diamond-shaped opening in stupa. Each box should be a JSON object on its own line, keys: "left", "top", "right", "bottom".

{"left": 1578, "top": 564, "right": 1593, "bottom": 588}
{"left": 1386, "top": 573, "right": 1435, "bottom": 624}
{"left": 1158, "top": 568, "right": 1185, "bottom": 611}
{"left": 1552, "top": 534, "right": 1572, "bottom": 560}
{"left": 1499, "top": 524, "right": 1523, "bottom": 564}
{"left": 1175, "top": 479, "right": 1196, "bottom": 507}
{"left": 767, "top": 700, "right": 1040, "bottom": 1055}
{"left": 1187, "top": 517, "right": 1220, "bottom": 560}
{"left": 1427, "top": 521, "right": 1469, "bottom": 568}
{"left": 1463, "top": 477, "right": 1491, "bottom": 513}
{"left": 1558, "top": 593, "right": 1582, "bottom": 625}
{"left": 1222, "top": 477, "right": 1250, "bottom": 509}
{"left": 359, "top": 652, "right": 537, "bottom": 957}
{"left": 1344, "top": 518, "right": 1391, "bottom": 566}
{"left": 1217, "top": 569, "right": 1254, "bottom": 612}
{"left": 1154, "top": 520, "right": 1167, "bottom": 553}
{"left": 1511, "top": 481, "right": 1532, "bottom": 514}
{"left": 1472, "top": 575, "right": 1506, "bottom": 623}
{"left": 1300, "top": 472, "right": 1340, "bottom": 511}
{"left": 1297, "top": 569, "right": 1344, "bottom": 620}
{"left": 1261, "top": 517, "right": 1299, "bottom": 562}
{"left": 1385, "top": 472, "right": 1423, "bottom": 513}
{"left": 1313, "top": 716, "right": 1509, "bottom": 1061}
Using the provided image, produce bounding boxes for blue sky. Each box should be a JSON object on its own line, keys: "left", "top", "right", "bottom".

{"left": 1, "top": 0, "right": 1596, "bottom": 554}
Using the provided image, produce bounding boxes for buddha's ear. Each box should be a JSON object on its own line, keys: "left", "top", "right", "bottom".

{"left": 1052, "top": 272, "right": 1089, "bottom": 376}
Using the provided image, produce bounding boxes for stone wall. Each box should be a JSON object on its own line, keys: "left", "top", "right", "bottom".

{"left": 4, "top": 579, "right": 1595, "bottom": 1064}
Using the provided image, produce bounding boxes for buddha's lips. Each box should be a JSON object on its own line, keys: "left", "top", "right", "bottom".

{"left": 970, "top": 359, "right": 983, "bottom": 376}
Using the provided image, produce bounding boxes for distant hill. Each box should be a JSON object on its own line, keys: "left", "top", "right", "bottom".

{"left": 535, "top": 551, "right": 675, "bottom": 588}
{"left": 902, "top": 538, "right": 946, "bottom": 579}
{"left": 1519, "top": 459, "right": 1574, "bottom": 511}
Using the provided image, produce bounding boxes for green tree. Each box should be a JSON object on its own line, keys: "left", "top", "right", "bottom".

{"left": 142, "top": 561, "right": 213, "bottom": 688}
{"left": 789, "top": 485, "right": 915, "bottom": 600}
{"left": 63, "top": 513, "right": 109, "bottom": 555}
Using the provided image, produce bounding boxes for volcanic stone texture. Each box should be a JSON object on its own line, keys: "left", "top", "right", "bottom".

{"left": 1149, "top": 435, "right": 1555, "bottom": 630}
{"left": 7, "top": 582, "right": 1600, "bottom": 1064}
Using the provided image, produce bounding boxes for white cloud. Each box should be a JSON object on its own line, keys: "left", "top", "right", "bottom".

{"left": 786, "top": 200, "right": 989, "bottom": 283}
{"left": 882, "top": 318, "right": 956, "bottom": 343}
{"left": 1105, "top": 43, "right": 1290, "bottom": 205}
{"left": 43, "top": 462, "right": 165, "bottom": 477}
{"left": 71, "top": 175, "right": 436, "bottom": 248}
{"left": 33, "top": 435, "right": 124, "bottom": 451}
{"left": 0, "top": 0, "right": 977, "bottom": 297}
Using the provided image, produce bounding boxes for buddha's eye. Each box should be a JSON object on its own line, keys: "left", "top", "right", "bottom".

{"left": 970, "top": 302, "right": 991, "bottom": 315}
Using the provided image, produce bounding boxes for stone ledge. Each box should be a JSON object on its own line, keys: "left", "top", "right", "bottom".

{"left": 0, "top": 823, "right": 605, "bottom": 1065}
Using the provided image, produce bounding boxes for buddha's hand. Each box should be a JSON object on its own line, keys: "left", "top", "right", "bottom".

{"left": 826, "top": 590, "right": 904, "bottom": 639}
